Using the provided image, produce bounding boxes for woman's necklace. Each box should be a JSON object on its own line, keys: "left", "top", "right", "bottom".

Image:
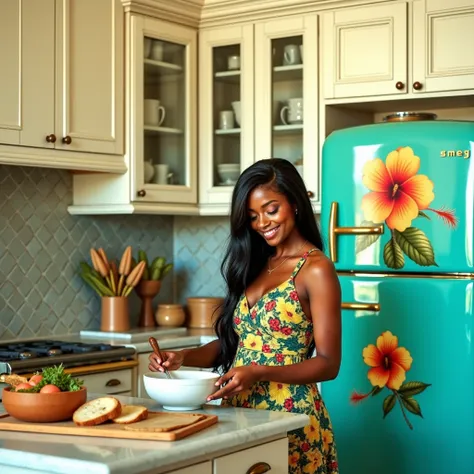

{"left": 267, "top": 240, "right": 308, "bottom": 274}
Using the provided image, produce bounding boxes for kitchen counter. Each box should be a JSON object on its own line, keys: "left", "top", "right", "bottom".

{"left": 0, "top": 393, "right": 308, "bottom": 474}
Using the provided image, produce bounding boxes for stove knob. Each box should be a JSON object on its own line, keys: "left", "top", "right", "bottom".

{"left": 19, "top": 351, "right": 33, "bottom": 359}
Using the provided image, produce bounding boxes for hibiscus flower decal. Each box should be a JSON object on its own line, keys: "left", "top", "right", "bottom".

{"left": 356, "top": 146, "right": 458, "bottom": 269}
{"left": 350, "top": 331, "right": 431, "bottom": 430}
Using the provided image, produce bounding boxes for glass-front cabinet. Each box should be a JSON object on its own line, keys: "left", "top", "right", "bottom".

{"left": 199, "top": 25, "right": 254, "bottom": 210}
{"left": 254, "top": 15, "right": 320, "bottom": 206}
{"left": 131, "top": 16, "right": 197, "bottom": 205}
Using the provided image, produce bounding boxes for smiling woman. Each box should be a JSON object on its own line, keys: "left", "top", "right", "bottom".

{"left": 148, "top": 158, "right": 342, "bottom": 474}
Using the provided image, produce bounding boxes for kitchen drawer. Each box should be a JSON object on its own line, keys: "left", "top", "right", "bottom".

{"left": 167, "top": 461, "right": 211, "bottom": 474}
{"left": 81, "top": 369, "right": 133, "bottom": 395}
{"left": 213, "top": 438, "right": 288, "bottom": 474}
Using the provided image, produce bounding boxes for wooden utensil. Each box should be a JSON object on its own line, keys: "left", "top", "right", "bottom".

{"left": 149, "top": 337, "right": 172, "bottom": 379}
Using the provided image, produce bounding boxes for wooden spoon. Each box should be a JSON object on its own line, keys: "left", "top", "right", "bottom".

{"left": 149, "top": 337, "right": 172, "bottom": 379}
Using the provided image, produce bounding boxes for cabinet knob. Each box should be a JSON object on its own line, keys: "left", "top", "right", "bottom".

{"left": 307, "top": 190, "right": 314, "bottom": 198}
{"left": 395, "top": 81, "right": 405, "bottom": 90}
{"left": 246, "top": 462, "right": 271, "bottom": 474}
{"left": 105, "top": 378, "right": 121, "bottom": 387}
{"left": 413, "top": 81, "right": 423, "bottom": 91}
{"left": 62, "top": 135, "right": 72, "bottom": 144}
{"left": 137, "top": 189, "right": 146, "bottom": 197}
{"left": 45, "top": 134, "right": 57, "bottom": 143}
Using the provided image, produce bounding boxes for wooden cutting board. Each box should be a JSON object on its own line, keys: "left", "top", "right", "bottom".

{"left": 0, "top": 411, "right": 218, "bottom": 441}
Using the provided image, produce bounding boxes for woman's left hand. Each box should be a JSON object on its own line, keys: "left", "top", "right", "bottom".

{"left": 207, "top": 366, "right": 262, "bottom": 401}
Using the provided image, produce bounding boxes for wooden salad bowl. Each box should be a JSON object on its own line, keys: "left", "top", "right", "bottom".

{"left": 2, "top": 386, "right": 87, "bottom": 423}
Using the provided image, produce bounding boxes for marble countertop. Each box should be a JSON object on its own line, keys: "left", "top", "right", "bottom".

{"left": 0, "top": 393, "right": 308, "bottom": 474}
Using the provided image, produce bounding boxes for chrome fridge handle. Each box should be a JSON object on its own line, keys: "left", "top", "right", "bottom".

{"left": 329, "top": 201, "right": 385, "bottom": 262}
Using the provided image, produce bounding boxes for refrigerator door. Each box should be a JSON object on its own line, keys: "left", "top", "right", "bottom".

{"left": 322, "top": 274, "right": 474, "bottom": 474}
{"left": 320, "top": 120, "right": 474, "bottom": 273}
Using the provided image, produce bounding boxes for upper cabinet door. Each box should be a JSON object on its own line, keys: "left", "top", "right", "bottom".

{"left": 55, "top": 0, "right": 124, "bottom": 155}
{"left": 131, "top": 16, "right": 197, "bottom": 205}
{"left": 0, "top": 0, "right": 54, "bottom": 148}
{"left": 412, "top": 0, "right": 474, "bottom": 94}
{"left": 322, "top": 2, "right": 408, "bottom": 99}
{"left": 254, "top": 15, "right": 320, "bottom": 205}
{"left": 198, "top": 25, "right": 254, "bottom": 208}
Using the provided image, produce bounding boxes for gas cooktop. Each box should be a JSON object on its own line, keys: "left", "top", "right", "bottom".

{"left": 0, "top": 339, "right": 136, "bottom": 374}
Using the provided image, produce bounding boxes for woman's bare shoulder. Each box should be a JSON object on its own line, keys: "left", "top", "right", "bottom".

{"left": 302, "top": 249, "right": 338, "bottom": 281}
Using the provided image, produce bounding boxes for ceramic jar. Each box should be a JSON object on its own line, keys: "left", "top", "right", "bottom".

{"left": 155, "top": 304, "right": 186, "bottom": 327}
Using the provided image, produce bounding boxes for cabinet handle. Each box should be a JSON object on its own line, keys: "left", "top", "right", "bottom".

{"left": 46, "top": 134, "right": 57, "bottom": 143}
{"left": 413, "top": 81, "right": 423, "bottom": 91}
{"left": 246, "top": 462, "right": 271, "bottom": 474}
{"left": 137, "top": 189, "right": 146, "bottom": 197}
{"left": 105, "top": 378, "right": 121, "bottom": 387}
{"left": 307, "top": 190, "right": 314, "bottom": 198}
{"left": 62, "top": 135, "right": 72, "bottom": 144}
{"left": 395, "top": 81, "right": 404, "bottom": 90}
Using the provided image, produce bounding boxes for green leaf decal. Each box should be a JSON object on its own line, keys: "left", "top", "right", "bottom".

{"left": 398, "top": 381, "right": 431, "bottom": 397}
{"left": 383, "top": 236, "right": 405, "bottom": 269}
{"left": 418, "top": 211, "right": 431, "bottom": 220}
{"left": 372, "top": 386, "right": 384, "bottom": 397}
{"left": 394, "top": 227, "right": 437, "bottom": 266}
{"left": 401, "top": 397, "right": 423, "bottom": 418}
{"left": 383, "top": 394, "right": 396, "bottom": 418}
{"left": 355, "top": 221, "right": 382, "bottom": 254}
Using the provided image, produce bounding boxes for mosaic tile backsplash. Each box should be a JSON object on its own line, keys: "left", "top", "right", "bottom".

{"left": 173, "top": 216, "right": 229, "bottom": 304}
{"left": 0, "top": 165, "right": 173, "bottom": 341}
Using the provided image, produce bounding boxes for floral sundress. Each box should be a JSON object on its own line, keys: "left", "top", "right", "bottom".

{"left": 222, "top": 249, "right": 339, "bottom": 474}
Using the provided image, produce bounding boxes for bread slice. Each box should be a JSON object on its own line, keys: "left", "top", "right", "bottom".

{"left": 73, "top": 397, "right": 122, "bottom": 426}
{"left": 112, "top": 405, "right": 148, "bottom": 424}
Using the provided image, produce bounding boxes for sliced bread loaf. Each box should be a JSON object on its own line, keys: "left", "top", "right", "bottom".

{"left": 73, "top": 396, "right": 122, "bottom": 426}
{"left": 112, "top": 405, "right": 149, "bottom": 424}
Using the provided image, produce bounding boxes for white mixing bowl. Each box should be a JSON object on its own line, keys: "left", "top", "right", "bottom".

{"left": 143, "top": 370, "right": 220, "bottom": 411}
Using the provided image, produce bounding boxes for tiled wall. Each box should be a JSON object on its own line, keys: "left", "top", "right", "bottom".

{"left": 0, "top": 165, "right": 173, "bottom": 341}
{"left": 173, "top": 216, "right": 229, "bottom": 304}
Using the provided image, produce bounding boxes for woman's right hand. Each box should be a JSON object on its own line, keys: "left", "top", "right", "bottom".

{"left": 148, "top": 350, "right": 185, "bottom": 372}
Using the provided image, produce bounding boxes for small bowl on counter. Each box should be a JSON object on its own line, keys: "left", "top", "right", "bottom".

{"left": 143, "top": 370, "right": 220, "bottom": 411}
{"left": 2, "top": 386, "right": 87, "bottom": 423}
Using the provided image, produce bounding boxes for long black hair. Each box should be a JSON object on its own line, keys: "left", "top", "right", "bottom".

{"left": 213, "top": 158, "right": 324, "bottom": 373}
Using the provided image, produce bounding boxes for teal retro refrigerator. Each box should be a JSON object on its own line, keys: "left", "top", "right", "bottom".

{"left": 319, "top": 113, "right": 474, "bottom": 474}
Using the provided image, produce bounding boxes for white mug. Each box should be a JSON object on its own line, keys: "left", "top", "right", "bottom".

{"left": 151, "top": 41, "right": 164, "bottom": 61}
{"left": 153, "top": 164, "right": 170, "bottom": 185}
{"left": 283, "top": 44, "right": 301, "bottom": 65}
{"left": 144, "top": 38, "right": 152, "bottom": 58}
{"left": 144, "top": 99, "right": 166, "bottom": 126}
{"left": 231, "top": 101, "right": 241, "bottom": 127}
{"left": 280, "top": 98, "right": 303, "bottom": 125}
{"left": 228, "top": 55, "right": 240, "bottom": 70}
{"left": 219, "top": 110, "right": 234, "bottom": 130}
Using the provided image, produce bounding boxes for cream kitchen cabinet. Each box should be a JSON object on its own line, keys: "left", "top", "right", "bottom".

{"left": 412, "top": 0, "right": 474, "bottom": 94}
{"left": 199, "top": 13, "right": 321, "bottom": 213}
{"left": 167, "top": 462, "right": 212, "bottom": 474}
{"left": 322, "top": 0, "right": 474, "bottom": 100}
{"left": 0, "top": 0, "right": 125, "bottom": 172}
{"left": 69, "top": 10, "right": 199, "bottom": 216}
{"left": 321, "top": 2, "right": 408, "bottom": 99}
{"left": 198, "top": 24, "right": 255, "bottom": 214}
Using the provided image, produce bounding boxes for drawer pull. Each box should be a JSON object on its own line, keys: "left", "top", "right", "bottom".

{"left": 246, "top": 462, "right": 271, "bottom": 474}
{"left": 105, "top": 378, "right": 121, "bottom": 387}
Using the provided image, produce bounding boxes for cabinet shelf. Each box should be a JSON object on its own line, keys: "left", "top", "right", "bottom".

{"left": 144, "top": 125, "right": 183, "bottom": 135}
{"left": 144, "top": 58, "right": 183, "bottom": 76}
{"left": 273, "top": 124, "right": 303, "bottom": 134}
{"left": 273, "top": 64, "right": 303, "bottom": 82}
{"left": 215, "top": 128, "right": 241, "bottom": 135}
{"left": 214, "top": 70, "right": 241, "bottom": 84}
